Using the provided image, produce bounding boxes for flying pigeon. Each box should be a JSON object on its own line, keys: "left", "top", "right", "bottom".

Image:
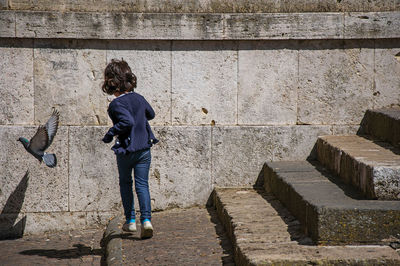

{"left": 18, "top": 109, "right": 60, "bottom": 168}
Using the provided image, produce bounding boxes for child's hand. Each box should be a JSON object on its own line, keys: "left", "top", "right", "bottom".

{"left": 102, "top": 133, "right": 113, "bottom": 143}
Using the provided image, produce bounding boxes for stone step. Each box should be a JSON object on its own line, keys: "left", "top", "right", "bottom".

{"left": 316, "top": 135, "right": 400, "bottom": 200}
{"left": 361, "top": 108, "right": 400, "bottom": 148}
{"left": 263, "top": 160, "right": 400, "bottom": 245}
{"left": 212, "top": 187, "right": 400, "bottom": 265}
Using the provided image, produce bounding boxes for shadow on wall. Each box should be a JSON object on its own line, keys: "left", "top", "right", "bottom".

{"left": 0, "top": 170, "right": 29, "bottom": 240}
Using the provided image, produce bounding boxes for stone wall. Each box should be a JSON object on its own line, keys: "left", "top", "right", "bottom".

{"left": 0, "top": 0, "right": 398, "bottom": 12}
{"left": 0, "top": 3, "right": 399, "bottom": 235}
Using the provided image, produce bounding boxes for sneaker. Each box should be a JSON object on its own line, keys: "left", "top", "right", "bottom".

{"left": 122, "top": 220, "right": 137, "bottom": 232}
{"left": 140, "top": 219, "right": 153, "bottom": 239}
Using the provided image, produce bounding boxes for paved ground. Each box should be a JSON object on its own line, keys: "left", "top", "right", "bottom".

{"left": 0, "top": 228, "right": 105, "bottom": 265}
{"left": 120, "top": 207, "right": 234, "bottom": 265}
{"left": 0, "top": 207, "right": 234, "bottom": 265}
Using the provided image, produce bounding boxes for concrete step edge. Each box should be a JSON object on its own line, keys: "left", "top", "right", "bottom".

{"left": 263, "top": 160, "right": 400, "bottom": 245}
{"left": 213, "top": 187, "right": 400, "bottom": 265}
{"left": 361, "top": 108, "right": 400, "bottom": 148}
{"left": 316, "top": 134, "right": 400, "bottom": 200}
{"left": 101, "top": 215, "right": 123, "bottom": 266}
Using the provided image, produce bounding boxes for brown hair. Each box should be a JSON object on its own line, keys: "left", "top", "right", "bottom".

{"left": 102, "top": 59, "right": 137, "bottom": 95}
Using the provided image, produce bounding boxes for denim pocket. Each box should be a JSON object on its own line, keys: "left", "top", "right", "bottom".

{"left": 140, "top": 148, "right": 151, "bottom": 162}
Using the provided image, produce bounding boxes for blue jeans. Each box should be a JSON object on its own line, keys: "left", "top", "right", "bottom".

{"left": 116, "top": 148, "right": 151, "bottom": 223}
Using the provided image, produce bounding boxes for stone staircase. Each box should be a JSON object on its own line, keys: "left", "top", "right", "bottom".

{"left": 211, "top": 108, "right": 400, "bottom": 265}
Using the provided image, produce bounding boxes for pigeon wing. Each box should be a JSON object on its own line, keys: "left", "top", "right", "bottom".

{"left": 29, "top": 126, "right": 49, "bottom": 153}
{"left": 44, "top": 109, "right": 60, "bottom": 149}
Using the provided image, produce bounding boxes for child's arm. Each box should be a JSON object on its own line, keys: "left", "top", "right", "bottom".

{"left": 103, "top": 102, "right": 134, "bottom": 142}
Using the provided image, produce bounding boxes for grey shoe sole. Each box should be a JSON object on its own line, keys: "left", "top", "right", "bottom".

{"left": 140, "top": 227, "right": 153, "bottom": 239}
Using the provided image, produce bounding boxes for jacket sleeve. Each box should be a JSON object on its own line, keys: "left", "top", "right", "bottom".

{"left": 106, "top": 101, "right": 134, "bottom": 137}
{"left": 143, "top": 97, "right": 156, "bottom": 121}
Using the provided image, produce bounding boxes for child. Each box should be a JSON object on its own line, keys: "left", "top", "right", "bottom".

{"left": 101, "top": 59, "right": 158, "bottom": 239}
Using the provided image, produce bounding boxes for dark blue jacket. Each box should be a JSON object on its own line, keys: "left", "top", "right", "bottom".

{"left": 105, "top": 92, "right": 158, "bottom": 155}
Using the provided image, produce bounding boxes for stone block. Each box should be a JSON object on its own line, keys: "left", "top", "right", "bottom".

{"left": 117, "top": 13, "right": 224, "bottom": 40}
{"left": 0, "top": 125, "right": 68, "bottom": 212}
{"left": 332, "top": 125, "right": 360, "bottom": 135}
{"left": 23, "top": 212, "right": 86, "bottom": 234}
{"left": 317, "top": 207, "right": 400, "bottom": 244}
{"left": 9, "top": 10, "right": 399, "bottom": 40}
{"left": 16, "top": 11, "right": 114, "bottom": 39}
{"left": 344, "top": 12, "right": 400, "bottom": 39}
{"left": 149, "top": 126, "right": 212, "bottom": 209}
{"left": 295, "top": 12, "right": 344, "bottom": 39}
{"left": 224, "top": 13, "right": 344, "bottom": 39}
{"left": 298, "top": 40, "right": 374, "bottom": 125}
{"left": 171, "top": 41, "right": 237, "bottom": 125}
{"left": 15, "top": 11, "right": 225, "bottom": 40}
{"left": 8, "top": 10, "right": 400, "bottom": 40}
{"left": 317, "top": 135, "right": 400, "bottom": 199}
{"left": 0, "top": 11, "right": 13, "bottom": 36}
{"left": 373, "top": 166, "right": 400, "bottom": 200}
{"left": 6, "top": 0, "right": 398, "bottom": 13}
{"left": 0, "top": 39, "right": 33, "bottom": 125}
{"left": 338, "top": 0, "right": 395, "bottom": 12}
{"left": 273, "top": 125, "right": 332, "bottom": 161}
{"left": 0, "top": 210, "right": 116, "bottom": 236}
{"left": 374, "top": 39, "right": 400, "bottom": 109}
{"left": 280, "top": 0, "right": 338, "bottom": 12}
{"left": 362, "top": 108, "right": 400, "bottom": 147}
{"left": 238, "top": 41, "right": 298, "bottom": 125}
{"left": 34, "top": 39, "right": 108, "bottom": 126}
{"left": 7, "top": 0, "right": 274, "bottom": 13}
{"left": 264, "top": 160, "right": 400, "bottom": 244}
{"left": 264, "top": 160, "right": 321, "bottom": 174}
{"left": 213, "top": 0, "right": 280, "bottom": 13}
{"left": 11, "top": 0, "right": 101, "bottom": 12}
{"left": 86, "top": 211, "right": 118, "bottom": 227}
{"left": 212, "top": 126, "right": 274, "bottom": 186}
{"left": 214, "top": 187, "right": 400, "bottom": 263}
{"left": 212, "top": 125, "right": 331, "bottom": 187}
{"left": 68, "top": 126, "right": 121, "bottom": 212}
{"left": 107, "top": 40, "right": 172, "bottom": 125}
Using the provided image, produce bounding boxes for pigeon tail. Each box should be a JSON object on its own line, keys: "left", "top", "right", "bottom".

{"left": 42, "top": 153, "right": 57, "bottom": 168}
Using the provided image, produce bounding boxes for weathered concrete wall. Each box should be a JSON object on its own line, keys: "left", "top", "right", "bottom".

{"left": 0, "top": 7, "right": 399, "bottom": 235}
{"left": 1, "top": 11, "right": 400, "bottom": 40}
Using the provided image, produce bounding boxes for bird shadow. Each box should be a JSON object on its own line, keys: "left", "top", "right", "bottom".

{"left": 0, "top": 170, "right": 29, "bottom": 240}
{"left": 19, "top": 243, "right": 105, "bottom": 264}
